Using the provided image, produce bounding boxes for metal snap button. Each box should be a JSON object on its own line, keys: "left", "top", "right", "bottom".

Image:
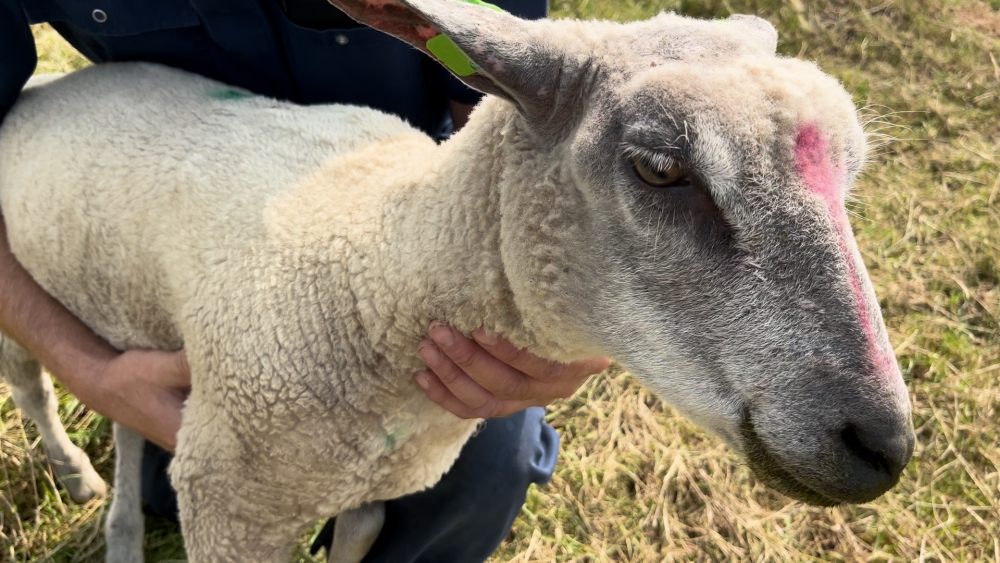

{"left": 334, "top": 34, "right": 349, "bottom": 46}
{"left": 92, "top": 9, "right": 107, "bottom": 23}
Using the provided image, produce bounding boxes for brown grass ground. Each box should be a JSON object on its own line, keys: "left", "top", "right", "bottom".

{"left": 1, "top": 0, "right": 998, "bottom": 561}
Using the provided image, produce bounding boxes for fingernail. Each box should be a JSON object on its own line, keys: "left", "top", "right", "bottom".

{"left": 415, "top": 372, "right": 431, "bottom": 390}
{"left": 472, "top": 329, "right": 498, "bottom": 346}
{"left": 418, "top": 343, "right": 440, "bottom": 364}
{"left": 429, "top": 326, "right": 455, "bottom": 348}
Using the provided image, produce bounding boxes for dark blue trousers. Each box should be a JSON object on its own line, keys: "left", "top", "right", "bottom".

{"left": 142, "top": 407, "right": 559, "bottom": 562}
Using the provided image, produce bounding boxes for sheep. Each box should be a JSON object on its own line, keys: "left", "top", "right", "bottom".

{"left": 0, "top": 0, "right": 916, "bottom": 561}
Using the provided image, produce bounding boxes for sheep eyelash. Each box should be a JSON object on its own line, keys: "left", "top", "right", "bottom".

{"left": 622, "top": 145, "right": 686, "bottom": 175}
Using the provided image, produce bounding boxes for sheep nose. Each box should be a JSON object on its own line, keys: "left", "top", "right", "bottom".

{"left": 838, "top": 422, "right": 914, "bottom": 502}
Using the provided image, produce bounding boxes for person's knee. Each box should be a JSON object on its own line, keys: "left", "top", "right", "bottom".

{"left": 316, "top": 408, "right": 562, "bottom": 562}
{"left": 450, "top": 407, "right": 559, "bottom": 497}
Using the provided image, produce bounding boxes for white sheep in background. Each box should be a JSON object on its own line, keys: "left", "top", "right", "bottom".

{"left": 0, "top": 0, "right": 915, "bottom": 561}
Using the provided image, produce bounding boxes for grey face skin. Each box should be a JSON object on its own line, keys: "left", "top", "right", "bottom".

{"left": 331, "top": 0, "right": 914, "bottom": 505}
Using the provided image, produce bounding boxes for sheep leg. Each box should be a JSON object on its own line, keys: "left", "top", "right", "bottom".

{"left": 329, "top": 502, "right": 385, "bottom": 563}
{"left": 171, "top": 430, "right": 306, "bottom": 562}
{"left": 173, "top": 477, "right": 304, "bottom": 563}
{"left": 105, "top": 423, "right": 145, "bottom": 563}
{"left": 0, "top": 336, "right": 107, "bottom": 503}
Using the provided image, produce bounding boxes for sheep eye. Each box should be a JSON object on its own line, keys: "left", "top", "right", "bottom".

{"left": 629, "top": 155, "right": 688, "bottom": 188}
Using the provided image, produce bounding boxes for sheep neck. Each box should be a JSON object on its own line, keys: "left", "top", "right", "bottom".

{"left": 263, "top": 96, "right": 584, "bottom": 379}
{"left": 372, "top": 95, "right": 610, "bottom": 370}
{"left": 376, "top": 99, "right": 532, "bottom": 351}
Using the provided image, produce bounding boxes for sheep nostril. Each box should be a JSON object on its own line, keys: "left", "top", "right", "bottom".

{"left": 840, "top": 424, "right": 904, "bottom": 482}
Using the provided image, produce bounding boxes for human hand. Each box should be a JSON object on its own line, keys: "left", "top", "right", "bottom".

{"left": 96, "top": 349, "right": 191, "bottom": 451}
{"left": 414, "top": 323, "right": 611, "bottom": 419}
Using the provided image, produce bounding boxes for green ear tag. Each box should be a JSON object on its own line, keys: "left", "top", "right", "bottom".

{"left": 458, "top": 0, "right": 503, "bottom": 11}
{"left": 425, "top": 0, "right": 503, "bottom": 77}
{"left": 426, "top": 34, "right": 477, "bottom": 76}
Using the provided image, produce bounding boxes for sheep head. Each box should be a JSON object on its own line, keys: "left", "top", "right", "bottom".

{"left": 327, "top": 0, "right": 914, "bottom": 506}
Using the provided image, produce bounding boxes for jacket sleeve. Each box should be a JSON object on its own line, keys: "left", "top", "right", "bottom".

{"left": 441, "top": 0, "right": 547, "bottom": 105}
{"left": 0, "top": 0, "right": 39, "bottom": 127}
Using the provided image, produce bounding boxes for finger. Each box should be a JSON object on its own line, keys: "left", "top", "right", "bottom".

{"left": 419, "top": 335, "right": 526, "bottom": 407}
{"left": 426, "top": 325, "right": 539, "bottom": 400}
{"left": 415, "top": 370, "right": 494, "bottom": 419}
{"left": 472, "top": 329, "right": 612, "bottom": 381}
{"left": 173, "top": 350, "right": 192, "bottom": 386}
{"left": 416, "top": 370, "right": 539, "bottom": 419}
{"left": 567, "top": 356, "right": 613, "bottom": 378}
{"left": 151, "top": 354, "right": 188, "bottom": 451}
{"left": 546, "top": 356, "right": 611, "bottom": 398}
{"left": 137, "top": 349, "right": 192, "bottom": 389}
{"left": 127, "top": 393, "right": 182, "bottom": 452}
{"left": 153, "top": 376, "right": 187, "bottom": 448}
{"left": 158, "top": 408, "right": 182, "bottom": 452}
{"left": 470, "top": 329, "right": 569, "bottom": 381}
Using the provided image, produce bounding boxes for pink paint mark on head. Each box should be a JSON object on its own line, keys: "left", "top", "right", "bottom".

{"left": 794, "top": 124, "right": 843, "bottom": 209}
{"left": 794, "top": 124, "right": 900, "bottom": 385}
{"left": 848, "top": 276, "right": 899, "bottom": 377}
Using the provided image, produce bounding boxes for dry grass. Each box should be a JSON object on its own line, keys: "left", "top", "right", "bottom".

{"left": 2, "top": 1, "right": 998, "bottom": 561}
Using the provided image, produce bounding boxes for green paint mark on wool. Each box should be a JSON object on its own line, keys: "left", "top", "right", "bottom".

{"left": 384, "top": 429, "right": 408, "bottom": 451}
{"left": 208, "top": 88, "right": 256, "bottom": 100}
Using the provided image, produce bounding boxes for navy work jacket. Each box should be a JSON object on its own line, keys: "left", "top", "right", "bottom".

{"left": 0, "top": 0, "right": 546, "bottom": 136}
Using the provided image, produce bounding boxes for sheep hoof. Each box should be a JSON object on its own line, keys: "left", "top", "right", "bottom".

{"left": 329, "top": 502, "right": 385, "bottom": 563}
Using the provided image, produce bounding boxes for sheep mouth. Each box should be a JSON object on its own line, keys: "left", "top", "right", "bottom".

{"left": 739, "top": 413, "right": 841, "bottom": 507}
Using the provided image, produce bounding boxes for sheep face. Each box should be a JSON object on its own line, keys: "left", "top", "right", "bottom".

{"left": 533, "top": 20, "right": 912, "bottom": 506}
{"left": 328, "top": 0, "right": 914, "bottom": 506}
{"left": 557, "top": 49, "right": 915, "bottom": 506}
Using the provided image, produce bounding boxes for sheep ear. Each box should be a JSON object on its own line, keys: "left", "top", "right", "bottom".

{"left": 326, "top": 0, "right": 583, "bottom": 136}
{"left": 726, "top": 15, "right": 777, "bottom": 54}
